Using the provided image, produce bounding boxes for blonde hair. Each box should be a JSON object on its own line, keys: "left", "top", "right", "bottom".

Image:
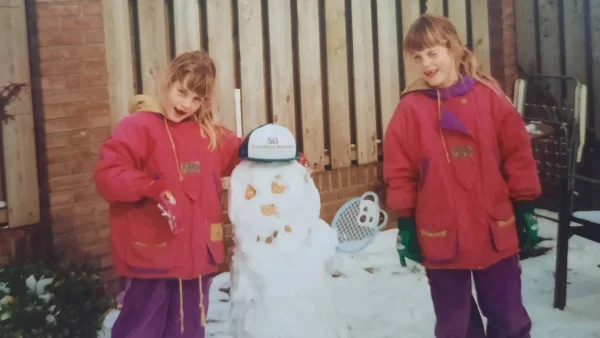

{"left": 403, "top": 13, "right": 501, "bottom": 92}
{"left": 160, "top": 50, "right": 222, "bottom": 150}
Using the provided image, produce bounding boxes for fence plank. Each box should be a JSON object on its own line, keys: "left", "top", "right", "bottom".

{"left": 514, "top": 0, "right": 537, "bottom": 74}
{"left": 537, "top": 0, "right": 562, "bottom": 104}
{"left": 470, "top": 0, "right": 491, "bottom": 75}
{"left": 296, "top": 0, "right": 325, "bottom": 171}
{"left": 400, "top": 0, "right": 422, "bottom": 87}
{"left": 426, "top": 0, "right": 444, "bottom": 16}
{"left": 173, "top": 0, "right": 202, "bottom": 53}
{"left": 137, "top": 1, "right": 170, "bottom": 97}
{"left": 325, "top": 0, "right": 351, "bottom": 168}
{"left": 103, "top": 0, "right": 134, "bottom": 126}
{"left": 377, "top": 0, "right": 400, "bottom": 131}
{"left": 207, "top": 0, "right": 237, "bottom": 131}
{"left": 351, "top": 0, "right": 377, "bottom": 164}
{"left": 238, "top": 0, "right": 268, "bottom": 134}
{"left": 591, "top": 0, "right": 600, "bottom": 137}
{"left": 0, "top": 4, "right": 40, "bottom": 227}
{"left": 268, "top": 0, "right": 296, "bottom": 137}
{"left": 448, "top": 1, "right": 467, "bottom": 45}
{"left": 563, "top": 0, "right": 587, "bottom": 107}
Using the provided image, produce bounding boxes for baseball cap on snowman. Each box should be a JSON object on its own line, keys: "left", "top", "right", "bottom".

{"left": 238, "top": 123, "right": 299, "bottom": 162}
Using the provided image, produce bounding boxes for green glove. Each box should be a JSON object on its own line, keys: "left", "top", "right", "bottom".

{"left": 396, "top": 217, "right": 423, "bottom": 266}
{"left": 514, "top": 201, "right": 540, "bottom": 254}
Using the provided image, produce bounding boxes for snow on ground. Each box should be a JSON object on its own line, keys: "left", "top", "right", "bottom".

{"left": 204, "top": 210, "right": 600, "bottom": 338}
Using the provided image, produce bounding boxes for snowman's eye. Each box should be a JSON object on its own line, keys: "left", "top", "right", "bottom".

{"left": 271, "top": 181, "right": 287, "bottom": 194}
{"left": 245, "top": 185, "right": 256, "bottom": 200}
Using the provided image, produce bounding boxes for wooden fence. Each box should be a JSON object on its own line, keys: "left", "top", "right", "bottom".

{"left": 515, "top": 0, "right": 599, "bottom": 139}
{"left": 103, "top": 0, "right": 492, "bottom": 172}
{"left": 0, "top": 0, "right": 41, "bottom": 228}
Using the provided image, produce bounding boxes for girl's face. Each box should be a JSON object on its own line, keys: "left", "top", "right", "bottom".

{"left": 163, "top": 77, "right": 204, "bottom": 123}
{"left": 410, "top": 45, "right": 458, "bottom": 88}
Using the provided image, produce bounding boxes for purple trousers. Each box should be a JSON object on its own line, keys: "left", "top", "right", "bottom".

{"left": 426, "top": 255, "right": 531, "bottom": 338}
{"left": 111, "top": 276, "right": 213, "bottom": 338}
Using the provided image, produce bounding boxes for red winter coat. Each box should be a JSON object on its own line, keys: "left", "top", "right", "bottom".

{"left": 94, "top": 112, "right": 242, "bottom": 279}
{"left": 383, "top": 77, "right": 541, "bottom": 270}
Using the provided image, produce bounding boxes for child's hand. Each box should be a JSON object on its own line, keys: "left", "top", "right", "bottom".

{"left": 155, "top": 190, "right": 183, "bottom": 234}
{"left": 146, "top": 180, "right": 183, "bottom": 234}
{"left": 298, "top": 153, "right": 313, "bottom": 177}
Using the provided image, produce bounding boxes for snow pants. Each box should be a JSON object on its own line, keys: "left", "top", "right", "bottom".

{"left": 111, "top": 276, "right": 213, "bottom": 338}
{"left": 426, "top": 255, "right": 531, "bottom": 338}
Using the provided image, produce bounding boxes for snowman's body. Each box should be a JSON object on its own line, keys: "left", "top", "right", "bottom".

{"left": 228, "top": 159, "right": 345, "bottom": 338}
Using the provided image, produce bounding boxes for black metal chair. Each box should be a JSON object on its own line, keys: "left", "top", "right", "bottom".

{"left": 546, "top": 78, "right": 599, "bottom": 310}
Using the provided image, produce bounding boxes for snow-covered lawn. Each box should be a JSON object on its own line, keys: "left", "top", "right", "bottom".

{"left": 205, "top": 210, "right": 600, "bottom": 337}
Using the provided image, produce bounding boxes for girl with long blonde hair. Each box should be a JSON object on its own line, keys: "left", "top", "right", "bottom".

{"left": 383, "top": 14, "right": 540, "bottom": 338}
{"left": 95, "top": 50, "right": 243, "bottom": 338}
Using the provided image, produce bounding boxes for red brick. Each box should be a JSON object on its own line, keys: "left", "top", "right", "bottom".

{"left": 61, "top": 16, "right": 103, "bottom": 31}
{"left": 83, "top": 2, "right": 103, "bottom": 15}
{"left": 50, "top": 191, "right": 74, "bottom": 207}
{"left": 40, "top": 60, "right": 86, "bottom": 76}
{"left": 37, "top": 17, "right": 61, "bottom": 31}
{"left": 51, "top": 202, "right": 95, "bottom": 220}
{"left": 46, "top": 133, "right": 69, "bottom": 148}
{"left": 37, "top": 4, "right": 81, "bottom": 17}
{"left": 86, "top": 60, "right": 107, "bottom": 73}
{"left": 48, "top": 162, "right": 71, "bottom": 177}
{"left": 61, "top": 44, "right": 105, "bottom": 60}
{"left": 88, "top": 87, "right": 109, "bottom": 101}
{"left": 47, "top": 145, "right": 99, "bottom": 165}
{"left": 43, "top": 89, "right": 89, "bottom": 105}
{"left": 66, "top": 73, "right": 107, "bottom": 88}
{"left": 84, "top": 30, "right": 105, "bottom": 44}
{"left": 38, "top": 31, "right": 85, "bottom": 47}
{"left": 39, "top": 47, "right": 63, "bottom": 61}
{"left": 44, "top": 102, "right": 110, "bottom": 119}
{"left": 46, "top": 115, "right": 110, "bottom": 133}
{"left": 41, "top": 76, "right": 66, "bottom": 90}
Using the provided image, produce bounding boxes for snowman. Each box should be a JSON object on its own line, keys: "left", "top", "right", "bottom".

{"left": 228, "top": 124, "right": 347, "bottom": 338}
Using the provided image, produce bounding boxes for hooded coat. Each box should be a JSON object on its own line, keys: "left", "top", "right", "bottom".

{"left": 383, "top": 76, "right": 541, "bottom": 270}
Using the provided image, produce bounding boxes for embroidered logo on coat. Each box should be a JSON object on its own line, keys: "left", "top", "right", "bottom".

{"left": 451, "top": 145, "right": 473, "bottom": 158}
{"left": 180, "top": 161, "right": 200, "bottom": 174}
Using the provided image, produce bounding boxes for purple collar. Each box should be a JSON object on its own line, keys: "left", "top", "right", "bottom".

{"left": 422, "top": 76, "right": 477, "bottom": 101}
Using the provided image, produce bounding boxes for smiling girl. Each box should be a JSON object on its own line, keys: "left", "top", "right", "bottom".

{"left": 94, "top": 50, "right": 242, "bottom": 338}
{"left": 383, "top": 14, "right": 541, "bottom": 338}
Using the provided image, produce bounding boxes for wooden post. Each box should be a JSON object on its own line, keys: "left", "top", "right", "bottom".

{"left": 351, "top": 0, "right": 377, "bottom": 164}
{"left": 268, "top": 0, "right": 296, "bottom": 137}
{"left": 238, "top": 0, "right": 268, "bottom": 134}
{"left": 324, "top": 0, "right": 352, "bottom": 168}
{"left": 296, "top": 0, "right": 325, "bottom": 172}
{"left": 173, "top": 0, "right": 202, "bottom": 54}
{"left": 207, "top": 0, "right": 237, "bottom": 131}
{"left": 103, "top": 0, "right": 134, "bottom": 127}
{"left": 0, "top": 2, "right": 40, "bottom": 227}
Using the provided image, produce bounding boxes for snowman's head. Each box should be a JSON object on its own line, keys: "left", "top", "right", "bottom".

{"left": 238, "top": 123, "right": 299, "bottom": 162}
{"left": 228, "top": 160, "right": 320, "bottom": 231}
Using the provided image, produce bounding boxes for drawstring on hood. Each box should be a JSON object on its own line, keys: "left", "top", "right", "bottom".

{"left": 402, "top": 76, "right": 477, "bottom": 165}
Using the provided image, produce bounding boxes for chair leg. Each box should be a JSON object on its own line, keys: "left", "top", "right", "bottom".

{"left": 553, "top": 215, "right": 570, "bottom": 310}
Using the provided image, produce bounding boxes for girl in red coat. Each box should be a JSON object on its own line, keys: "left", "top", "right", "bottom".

{"left": 94, "top": 51, "right": 243, "bottom": 338}
{"left": 383, "top": 14, "right": 541, "bottom": 338}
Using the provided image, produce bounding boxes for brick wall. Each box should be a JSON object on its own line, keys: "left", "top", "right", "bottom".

{"left": 14, "top": 0, "right": 114, "bottom": 281}
{"left": 2, "top": 0, "right": 517, "bottom": 287}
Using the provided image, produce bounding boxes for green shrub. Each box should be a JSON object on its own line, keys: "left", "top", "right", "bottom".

{"left": 0, "top": 253, "right": 115, "bottom": 338}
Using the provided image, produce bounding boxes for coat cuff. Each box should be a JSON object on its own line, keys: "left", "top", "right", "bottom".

{"left": 513, "top": 200, "right": 535, "bottom": 214}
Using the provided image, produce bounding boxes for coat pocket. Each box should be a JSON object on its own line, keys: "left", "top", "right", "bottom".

{"left": 417, "top": 226, "right": 458, "bottom": 263}
{"left": 487, "top": 206, "right": 519, "bottom": 252}
{"left": 126, "top": 240, "right": 176, "bottom": 274}
{"left": 206, "top": 240, "right": 225, "bottom": 265}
